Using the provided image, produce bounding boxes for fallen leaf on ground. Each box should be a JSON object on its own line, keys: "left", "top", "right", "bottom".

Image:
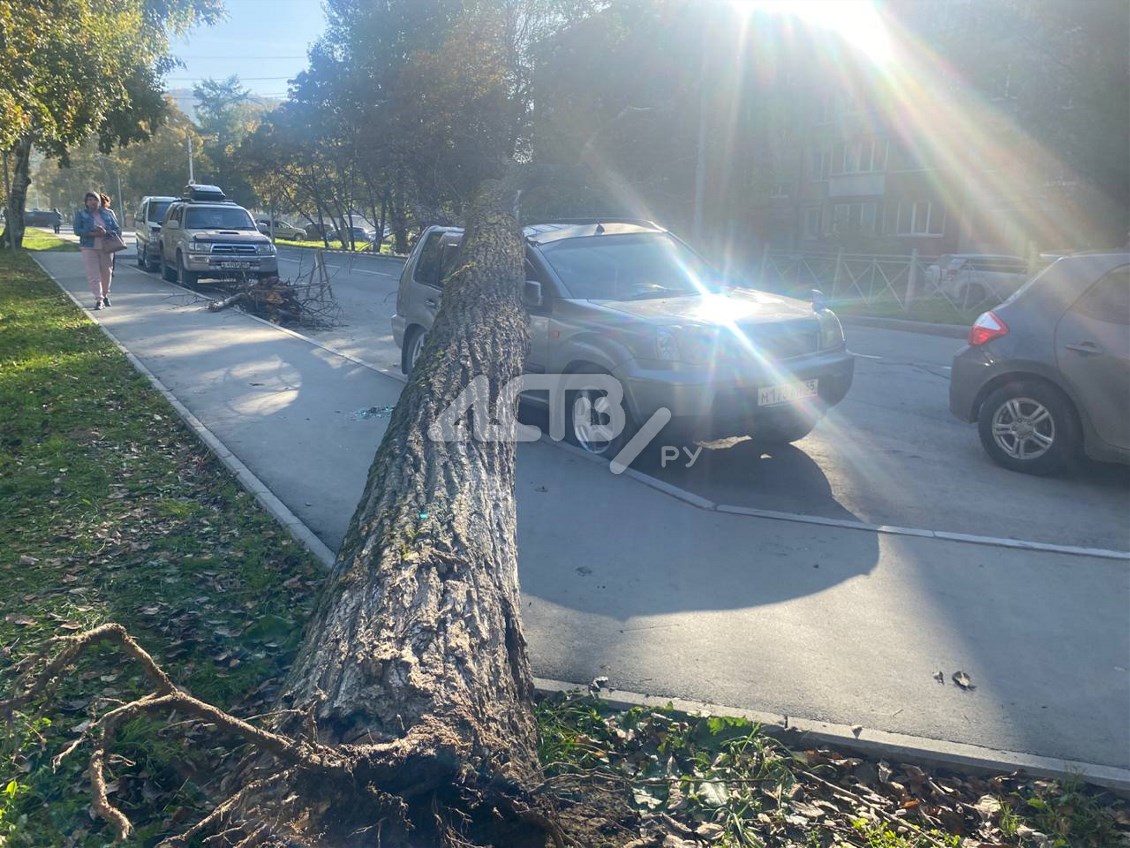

{"left": 952, "top": 671, "right": 976, "bottom": 690}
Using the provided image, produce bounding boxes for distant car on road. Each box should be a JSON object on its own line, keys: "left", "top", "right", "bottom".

{"left": 949, "top": 252, "right": 1129, "bottom": 474}
{"left": 926, "top": 253, "right": 1029, "bottom": 309}
{"left": 393, "top": 220, "right": 855, "bottom": 456}
{"left": 133, "top": 195, "right": 176, "bottom": 271}
{"left": 256, "top": 219, "right": 306, "bottom": 240}
{"left": 328, "top": 226, "right": 376, "bottom": 245}
{"left": 25, "top": 208, "right": 63, "bottom": 233}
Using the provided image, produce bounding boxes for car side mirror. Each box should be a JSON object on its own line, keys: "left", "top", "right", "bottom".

{"left": 523, "top": 280, "right": 543, "bottom": 307}
{"left": 165, "top": 220, "right": 179, "bottom": 229}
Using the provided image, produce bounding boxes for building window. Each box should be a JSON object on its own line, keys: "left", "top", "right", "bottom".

{"left": 815, "top": 96, "right": 833, "bottom": 125}
{"left": 830, "top": 202, "right": 880, "bottom": 236}
{"left": 894, "top": 201, "right": 945, "bottom": 236}
{"left": 831, "top": 138, "right": 888, "bottom": 175}
{"left": 811, "top": 149, "right": 830, "bottom": 181}
{"left": 803, "top": 208, "right": 822, "bottom": 239}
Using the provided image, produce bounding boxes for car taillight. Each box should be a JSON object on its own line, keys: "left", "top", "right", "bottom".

{"left": 968, "top": 311, "right": 1008, "bottom": 346}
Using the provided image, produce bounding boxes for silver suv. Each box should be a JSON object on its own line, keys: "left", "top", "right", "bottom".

{"left": 158, "top": 185, "right": 278, "bottom": 285}
{"left": 392, "top": 220, "right": 855, "bottom": 455}
{"left": 133, "top": 195, "right": 175, "bottom": 271}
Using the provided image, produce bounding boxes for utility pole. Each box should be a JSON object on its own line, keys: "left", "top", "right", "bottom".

{"left": 188, "top": 136, "right": 195, "bottom": 184}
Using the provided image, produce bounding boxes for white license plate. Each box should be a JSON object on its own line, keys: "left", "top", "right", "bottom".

{"left": 758, "top": 378, "right": 818, "bottom": 407}
{"left": 219, "top": 261, "right": 252, "bottom": 270}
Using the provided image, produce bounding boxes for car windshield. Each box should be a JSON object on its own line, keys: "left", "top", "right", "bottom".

{"left": 148, "top": 201, "right": 171, "bottom": 223}
{"left": 185, "top": 207, "right": 256, "bottom": 230}
{"left": 538, "top": 233, "right": 720, "bottom": 300}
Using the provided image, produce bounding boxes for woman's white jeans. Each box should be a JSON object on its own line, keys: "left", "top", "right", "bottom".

{"left": 81, "top": 247, "right": 113, "bottom": 299}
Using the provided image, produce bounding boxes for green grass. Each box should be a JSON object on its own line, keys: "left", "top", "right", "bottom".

{"left": 0, "top": 234, "right": 326, "bottom": 845}
{"left": 17, "top": 229, "right": 78, "bottom": 252}
{"left": 274, "top": 236, "right": 399, "bottom": 254}
{"left": 0, "top": 233, "right": 1125, "bottom": 847}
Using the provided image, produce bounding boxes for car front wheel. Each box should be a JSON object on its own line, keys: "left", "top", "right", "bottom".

{"left": 977, "top": 380, "right": 1078, "bottom": 475}
{"left": 402, "top": 327, "right": 428, "bottom": 375}
{"left": 177, "top": 253, "right": 199, "bottom": 287}
{"left": 565, "top": 380, "right": 635, "bottom": 459}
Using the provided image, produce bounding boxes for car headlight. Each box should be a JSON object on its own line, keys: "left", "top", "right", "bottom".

{"left": 655, "top": 328, "right": 680, "bottom": 362}
{"left": 257, "top": 243, "right": 277, "bottom": 256}
{"left": 817, "top": 310, "right": 845, "bottom": 351}
{"left": 655, "top": 327, "right": 718, "bottom": 364}
{"left": 188, "top": 241, "right": 211, "bottom": 254}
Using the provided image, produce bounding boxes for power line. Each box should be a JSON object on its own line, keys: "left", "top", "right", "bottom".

{"left": 167, "top": 76, "right": 297, "bottom": 81}
{"left": 174, "top": 55, "right": 307, "bottom": 59}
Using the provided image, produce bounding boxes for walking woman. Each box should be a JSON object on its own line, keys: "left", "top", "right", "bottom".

{"left": 73, "top": 191, "right": 121, "bottom": 309}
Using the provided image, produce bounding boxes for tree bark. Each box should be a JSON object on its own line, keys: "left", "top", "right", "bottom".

{"left": 1, "top": 136, "right": 32, "bottom": 250}
{"left": 263, "top": 179, "right": 542, "bottom": 844}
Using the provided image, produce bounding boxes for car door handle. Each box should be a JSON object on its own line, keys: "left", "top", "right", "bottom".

{"left": 425, "top": 298, "right": 438, "bottom": 308}
{"left": 1065, "top": 341, "right": 1102, "bottom": 355}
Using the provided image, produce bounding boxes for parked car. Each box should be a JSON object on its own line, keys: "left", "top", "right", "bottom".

{"left": 255, "top": 218, "right": 306, "bottom": 240}
{"left": 926, "top": 253, "right": 1029, "bottom": 309}
{"left": 158, "top": 185, "right": 278, "bottom": 285}
{"left": 328, "top": 226, "right": 376, "bottom": 245}
{"left": 392, "top": 220, "right": 855, "bottom": 456}
{"left": 25, "top": 208, "right": 63, "bottom": 232}
{"left": 949, "top": 251, "right": 1129, "bottom": 475}
{"left": 133, "top": 195, "right": 176, "bottom": 271}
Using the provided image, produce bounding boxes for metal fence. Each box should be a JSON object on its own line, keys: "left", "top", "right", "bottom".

{"left": 757, "top": 249, "right": 1009, "bottom": 317}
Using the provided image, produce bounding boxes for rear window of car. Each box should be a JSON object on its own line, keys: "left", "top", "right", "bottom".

{"left": 1073, "top": 267, "right": 1130, "bottom": 324}
{"left": 147, "top": 201, "right": 171, "bottom": 224}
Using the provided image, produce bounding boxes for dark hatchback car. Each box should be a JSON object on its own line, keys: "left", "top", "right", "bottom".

{"left": 393, "top": 219, "right": 855, "bottom": 456}
{"left": 950, "top": 252, "right": 1129, "bottom": 475}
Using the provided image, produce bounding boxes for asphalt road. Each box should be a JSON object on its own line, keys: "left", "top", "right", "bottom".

{"left": 32, "top": 238, "right": 1130, "bottom": 781}
{"left": 278, "top": 245, "right": 1130, "bottom": 553}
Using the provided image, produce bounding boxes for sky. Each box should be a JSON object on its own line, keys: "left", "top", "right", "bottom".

{"left": 166, "top": 0, "right": 327, "bottom": 100}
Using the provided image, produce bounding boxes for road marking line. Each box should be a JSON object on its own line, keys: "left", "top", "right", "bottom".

{"left": 715, "top": 504, "right": 1129, "bottom": 560}
{"left": 276, "top": 257, "right": 395, "bottom": 277}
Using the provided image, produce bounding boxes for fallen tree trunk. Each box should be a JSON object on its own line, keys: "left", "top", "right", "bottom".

{"left": 257, "top": 179, "right": 545, "bottom": 845}
{"left": 207, "top": 291, "right": 247, "bottom": 312}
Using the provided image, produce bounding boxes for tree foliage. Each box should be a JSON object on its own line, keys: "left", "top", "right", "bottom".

{"left": 0, "top": 0, "right": 222, "bottom": 246}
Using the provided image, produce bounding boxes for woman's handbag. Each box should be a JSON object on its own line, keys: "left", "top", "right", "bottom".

{"left": 102, "top": 232, "right": 127, "bottom": 254}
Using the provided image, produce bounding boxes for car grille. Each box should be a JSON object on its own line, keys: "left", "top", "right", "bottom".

{"left": 210, "top": 244, "right": 258, "bottom": 256}
{"left": 724, "top": 324, "right": 819, "bottom": 362}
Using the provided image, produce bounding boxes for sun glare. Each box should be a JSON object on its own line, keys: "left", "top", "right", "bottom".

{"left": 735, "top": 0, "right": 894, "bottom": 64}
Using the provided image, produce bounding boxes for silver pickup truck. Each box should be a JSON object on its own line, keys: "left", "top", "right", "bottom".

{"left": 393, "top": 219, "right": 854, "bottom": 457}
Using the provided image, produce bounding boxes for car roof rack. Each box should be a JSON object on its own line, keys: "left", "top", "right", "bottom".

{"left": 182, "top": 184, "right": 227, "bottom": 202}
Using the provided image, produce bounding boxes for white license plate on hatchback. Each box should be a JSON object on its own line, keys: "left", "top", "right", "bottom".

{"left": 758, "top": 378, "right": 818, "bottom": 407}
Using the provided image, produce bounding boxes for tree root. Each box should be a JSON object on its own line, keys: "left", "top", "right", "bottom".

{"left": 1, "top": 624, "right": 352, "bottom": 843}
{"left": 2, "top": 624, "right": 573, "bottom": 847}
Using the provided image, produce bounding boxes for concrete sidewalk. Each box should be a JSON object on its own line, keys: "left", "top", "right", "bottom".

{"left": 34, "top": 248, "right": 1130, "bottom": 789}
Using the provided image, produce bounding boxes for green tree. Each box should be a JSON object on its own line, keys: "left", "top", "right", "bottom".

{"left": 191, "top": 75, "right": 268, "bottom": 206}
{"left": 0, "top": 0, "right": 222, "bottom": 247}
